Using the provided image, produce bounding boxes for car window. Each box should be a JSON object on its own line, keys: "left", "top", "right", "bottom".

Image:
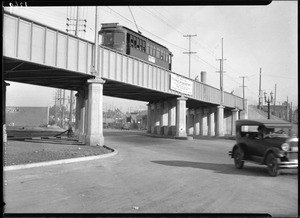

{"left": 240, "top": 125, "right": 260, "bottom": 139}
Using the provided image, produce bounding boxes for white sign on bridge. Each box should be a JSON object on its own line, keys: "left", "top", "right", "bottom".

{"left": 170, "top": 73, "right": 193, "bottom": 96}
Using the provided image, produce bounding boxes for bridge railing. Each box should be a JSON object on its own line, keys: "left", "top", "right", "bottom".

{"left": 3, "top": 12, "right": 94, "bottom": 74}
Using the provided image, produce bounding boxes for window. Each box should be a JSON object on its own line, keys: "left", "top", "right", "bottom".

{"left": 161, "top": 50, "right": 165, "bottom": 60}
{"left": 150, "top": 45, "right": 153, "bottom": 56}
{"left": 142, "top": 40, "right": 146, "bottom": 52}
{"left": 137, "top": 38, "right": 140, "bottom": 50}
{"left": 113, "top": 32, "right": 125, "bottom": 46}
{"left": 133, "top": 36, "right": 137, "bottom": 48}
{"left": 146, "top": 44, "right": 150, "bottom": 54}
{"left": 102, "top": 32, "right": 113, "bottom": 46}
{"left": 130, "top": 35, "right": 134, "bottom": 47}
{"left": 156, "top": 48, "right": 160, "bottom": 58}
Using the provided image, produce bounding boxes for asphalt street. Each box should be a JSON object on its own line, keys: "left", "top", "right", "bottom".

{"left": 4, "top": 130, "right": 298, "bottom": 216}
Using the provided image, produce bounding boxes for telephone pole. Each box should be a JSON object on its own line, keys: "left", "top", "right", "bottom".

{"left": 68, "top": 7, "right": 80, "bottom": 125}
{"left": 216, "top": 38, "right": 226, "bottom": 105}
{"left": 183, "top": 34, "right": 197, "bottom": 78}
{"left": 240, "top": 76, "right": 247, "bottom": 110}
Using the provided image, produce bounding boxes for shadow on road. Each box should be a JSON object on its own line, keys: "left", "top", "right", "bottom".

{"left": 151, "top": 160, "right": 297, "bottom": 177}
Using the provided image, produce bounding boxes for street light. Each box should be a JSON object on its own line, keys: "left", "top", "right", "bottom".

{"left": 264, "top": 91, "right": 273, "bottom": 119}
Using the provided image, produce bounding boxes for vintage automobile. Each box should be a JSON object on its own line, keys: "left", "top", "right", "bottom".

{"left": 229, "top": 119, "right": 298, "bottom": 176}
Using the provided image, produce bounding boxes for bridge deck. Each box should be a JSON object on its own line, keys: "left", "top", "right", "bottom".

{"left": 3, "top": 12, "right": 243, "bottom": 109}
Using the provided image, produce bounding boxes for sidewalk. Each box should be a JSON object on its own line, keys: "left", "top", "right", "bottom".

{"left": 4, "top": 138, "right": 115, "bottom": 170}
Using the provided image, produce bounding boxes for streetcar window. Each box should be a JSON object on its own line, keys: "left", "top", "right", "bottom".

{"left": 142, "top": 40, "right": 146, "bottom": 52}
{"left": 133, "top": 36, "right": 137, "bottom": 48}
{"left": 146, "top": 44, "right": 150, "bottom": 54}
{"left": 102, "top": 32, "right": 113, "bottom": 46}
{"left": 113, "top": 32, "right": 125, "bottom": 46}
{"left": 161, "top": 50, "right": 165, "bottom": 60}
{"left": 166, "top": 53, "right": 169, "bottom": 62}
{"left": 156, "top": 48, "right": 160, "bottom": 58}
{"left": 129, "top": 35, "right": 134, "bottom": 47}
{"left": 150, "top": 45, "right": 153, "bottom": 56}
{"left": 137, "top": 38, "right": 140, "bottom": 50}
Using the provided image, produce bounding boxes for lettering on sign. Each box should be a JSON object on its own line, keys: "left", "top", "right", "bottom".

{"left": 148, "top": 56, "right": 155, "bottom": 63}
{"left": 170, "top": 73, "right": 193, "bottom": 96}
{"left": 6, "top": 107, "right": 20, "bottom": 113}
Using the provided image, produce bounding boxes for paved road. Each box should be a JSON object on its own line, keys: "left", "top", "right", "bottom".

{"left": 4, "top": 130, "right": 298, "bottom": 216}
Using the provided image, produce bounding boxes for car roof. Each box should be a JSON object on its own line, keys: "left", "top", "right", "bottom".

{"left": 236, "top": 119, "right": 292, "bottom": 128}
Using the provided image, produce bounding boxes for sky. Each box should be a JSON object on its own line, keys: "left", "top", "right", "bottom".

{"left": 3, "top": 2, "right": 298, "bottom": 111}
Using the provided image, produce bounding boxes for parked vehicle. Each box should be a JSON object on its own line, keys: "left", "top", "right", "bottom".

{"left": 229, "top": 119, "right": 298, "bottom": 176}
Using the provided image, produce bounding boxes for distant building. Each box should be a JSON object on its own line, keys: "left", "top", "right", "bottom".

{"left": 6, "top": 106, "right": 49, "bottom": 127}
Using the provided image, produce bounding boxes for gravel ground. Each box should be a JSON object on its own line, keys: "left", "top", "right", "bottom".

{"left": 4, "top": 139, "right": 113, "bottom": 166}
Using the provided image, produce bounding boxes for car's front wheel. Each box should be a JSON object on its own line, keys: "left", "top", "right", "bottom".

{"left": 234, "top": 147, "right": 244, "bottom": 169}
{"left": 266, "top": 153, "right": 280, "bottom": 177}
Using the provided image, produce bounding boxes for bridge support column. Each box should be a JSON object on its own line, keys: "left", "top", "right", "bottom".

{"left": 76, "top": 89, "right": 87, "bottom": 143}
{"left": 147, "top": 103, "right": 151, "bottom": 133}
{"left": 85, "top": 78, "right": 105, "bottom": 146}
{"left": 154, "top": 102, "right": 161, "bottom": 134}
{"left": 194, "top": 108, "right": 201, "bottom": 136}
{"left": 231, "top": 108, "right": 239, "bottom": 135}
{"left": 161, "top": 101, "right": 169, "bottom": 135}
{"left": 201, "top": 108, "right": 209, "bottom": 136}
{"left": 175, "top": 96, "right": 188, "bottom": 139}
{"left": 150, "top": 103, "right": 155, "bottom": 134}
{"left": 208, "top": 107, "right": 215, "bottom": 136}
{"left": 187, "top": 109, "right": 195, "bottom": 136}
{"left": 168, "top": 98, "right": 176, "bottom": 136}
{"left": 216, "top": 105, "right": 225, "bottom": 136}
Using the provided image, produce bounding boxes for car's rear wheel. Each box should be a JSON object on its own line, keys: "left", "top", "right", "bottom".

{"left": 266, "top": 153, "right": 280, "bottom": 177}
{"left": 234, "top": 147, "right": 244, "bottom": 169}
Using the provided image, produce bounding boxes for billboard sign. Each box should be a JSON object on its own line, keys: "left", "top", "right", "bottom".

{"left": 170, "top": 73, "right": 193, "bottom": 96}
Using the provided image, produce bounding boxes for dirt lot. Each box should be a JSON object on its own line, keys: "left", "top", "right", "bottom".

{"left": 4, "top": 139, "right": 112, "bottom": 166}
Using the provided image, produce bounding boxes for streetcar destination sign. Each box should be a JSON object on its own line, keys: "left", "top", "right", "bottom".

{"left": 170, "top": 73, "right": 193, "bottom": 96}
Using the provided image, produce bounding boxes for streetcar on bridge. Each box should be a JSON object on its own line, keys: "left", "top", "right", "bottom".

{"left": 99, "top": 23, "right": 173, "bottom": 71}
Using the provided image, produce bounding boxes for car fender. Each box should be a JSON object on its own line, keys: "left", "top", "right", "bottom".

{"left": 263, "top": 147, "right": 285, "bottom": 163}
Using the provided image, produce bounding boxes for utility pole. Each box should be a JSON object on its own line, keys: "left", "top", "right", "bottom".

{"left": 240, "top": 76, "right": 247, "bottom": 111}
{"left": 216, "top": 38, "right": 226, "bottom": 106}
{"left": 183, "top": 34, "right": 197, "bottom": 78}
{"left": 258, "top": 68, "right": 262, "bottom": 109}
{"left": 68, "top": 6, "right": 80, "bottom": 126}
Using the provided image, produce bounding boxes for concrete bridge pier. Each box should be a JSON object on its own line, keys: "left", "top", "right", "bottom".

{"left": 208, "top": 107, "right": 215, "bottom": 136}
{"left": 147, "top": 103, "right": 151, "bottom": 134}
{"left": 231, "top": 108, "right": 239, "bottom": 135}
{"left": 175, "top": 96, "right": 188, "bottom": 139}
{"left": 161, "top": 101, "right": 169, "bottom": 135}
{"left": 194, "top": 108, "right": 202, "bottom": 136}
{"left": 85, "top": 78, "right": 105, "bottom": 146}
{"left": 154, "top": 102, "right": 161, "bottom": 134}
{"left": 216, "top": 105, "right": 225, "bottom": 136}
{"left": 187, "top": 109, "right": 195, "bottom": 136}
{"left": 168, "top": 99, "right": 176, "bottom": 136}
{"left": 201, "top": 108, "right": 209, "bottom": 136}
{"left": 75, "top": 89, "right": 86, "bottom": 143}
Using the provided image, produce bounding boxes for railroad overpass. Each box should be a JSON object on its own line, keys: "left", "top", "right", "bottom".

{"left": 3, "top": 12, "right": 244, "bottom": 145}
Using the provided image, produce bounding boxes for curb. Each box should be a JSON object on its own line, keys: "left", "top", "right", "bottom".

{"left": 4, "top": 148, "right": 118, "bottom": 171}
